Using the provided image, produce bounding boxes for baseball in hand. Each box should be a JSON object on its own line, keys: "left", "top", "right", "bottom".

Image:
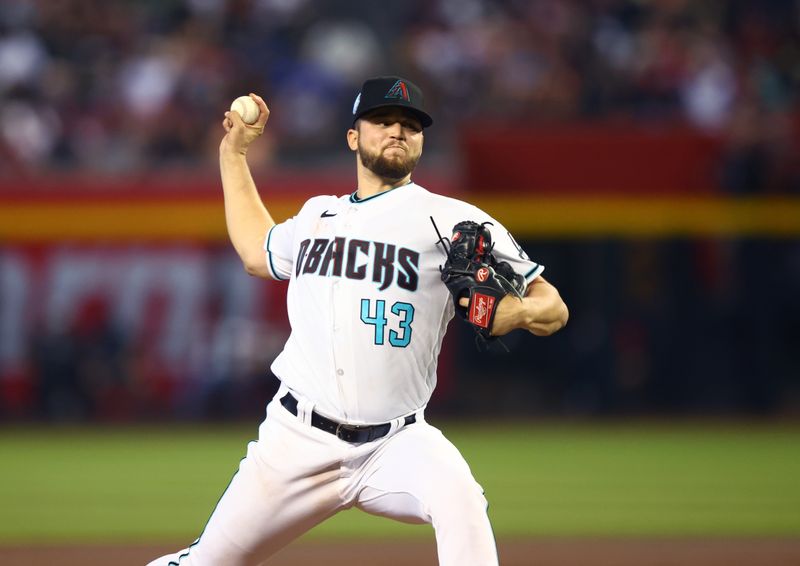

{"left": 230, "top": 95, "right": 260, "bottom": 125}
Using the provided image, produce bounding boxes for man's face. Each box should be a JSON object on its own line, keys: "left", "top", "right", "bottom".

{"left": 352, "top": 108, "right": 424, "bottom": 181}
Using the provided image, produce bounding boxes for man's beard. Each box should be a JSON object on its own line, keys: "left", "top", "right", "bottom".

{"left": 358, "top": 141, "right": 420, "bottom": 181}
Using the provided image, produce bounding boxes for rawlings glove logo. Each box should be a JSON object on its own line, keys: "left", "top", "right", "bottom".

{"left": 470, "top": 293, "right": 495, "bottom": 328}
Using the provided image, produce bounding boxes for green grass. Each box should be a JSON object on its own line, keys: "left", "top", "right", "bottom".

{"left": 0, "top": 421, "right": 798, "bottom": 544}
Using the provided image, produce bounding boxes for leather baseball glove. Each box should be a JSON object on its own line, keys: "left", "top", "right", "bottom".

{"left": 439, "top": 221, "right": 527, "bottom": 347}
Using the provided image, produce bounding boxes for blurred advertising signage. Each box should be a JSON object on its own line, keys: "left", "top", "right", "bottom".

{"left": 0, "top": 246, "right": 288, "bottom": 408}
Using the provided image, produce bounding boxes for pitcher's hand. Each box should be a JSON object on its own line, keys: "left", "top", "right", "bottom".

{"left": 220, "top": 93, "right": 269, "bottom": 157}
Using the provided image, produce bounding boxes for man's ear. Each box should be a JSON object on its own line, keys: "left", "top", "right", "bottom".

{"left": 347, "top": 128, "right": 358, "bottom": 151}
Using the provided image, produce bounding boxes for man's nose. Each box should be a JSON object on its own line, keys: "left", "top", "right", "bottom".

{"left": 386, "top": 122, "right": 404, "bottom": 138}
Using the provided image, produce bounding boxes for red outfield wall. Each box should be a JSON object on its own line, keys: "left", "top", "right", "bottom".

{"left": 459, "top": 122, "right": 724, "bottom": 194}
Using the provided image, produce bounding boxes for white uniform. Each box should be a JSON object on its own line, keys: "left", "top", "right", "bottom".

{"left": 149, "top": 182, "right": 543, "bottom": 566}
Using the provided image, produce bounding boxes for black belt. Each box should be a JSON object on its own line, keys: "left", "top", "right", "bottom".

{"left": 280, "top": 392, "right": 416, "bottom": 443}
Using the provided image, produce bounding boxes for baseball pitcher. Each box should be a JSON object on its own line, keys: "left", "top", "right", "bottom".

{"left": 149, "top": 76, "right": 568, "bottom": 565}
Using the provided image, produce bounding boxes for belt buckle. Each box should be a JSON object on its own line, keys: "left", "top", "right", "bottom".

{"left": 335, "top": 422, "right": 362, "bottom": 441}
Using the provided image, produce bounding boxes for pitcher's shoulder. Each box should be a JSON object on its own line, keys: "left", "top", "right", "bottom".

{"left": 296, "top": 194, "right": 345, "bottom": 216}
{"left": 416, "top": 189, "right": 484, "bottom": 222}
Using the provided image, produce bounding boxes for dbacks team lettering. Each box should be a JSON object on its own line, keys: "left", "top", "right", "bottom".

{"left": 296, "top": 238, "right": 419, "bottom": 291}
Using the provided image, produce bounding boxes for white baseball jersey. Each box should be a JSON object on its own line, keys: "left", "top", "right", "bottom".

{"left": 264, "top": 182, "right": 543, "bottom": 424}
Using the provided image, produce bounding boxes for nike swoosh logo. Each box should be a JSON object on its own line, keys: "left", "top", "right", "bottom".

{"left": 321, "top": 210, "right": 337, "bottom": 218}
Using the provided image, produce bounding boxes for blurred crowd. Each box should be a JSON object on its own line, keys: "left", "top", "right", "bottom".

{"left": 0, "top": 0, "right": 798, "bottom": 182}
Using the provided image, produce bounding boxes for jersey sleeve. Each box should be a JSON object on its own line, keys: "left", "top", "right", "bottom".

{"left": 263, "top": 216, "right": 297, "bottom": 281}
{"left": 481, "top": 213, "right": 545, "bottom": 284}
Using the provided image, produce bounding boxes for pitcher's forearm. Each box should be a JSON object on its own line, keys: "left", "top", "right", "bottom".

{"left": 521, "top": 297, "right": 569, "bottom": 336}
{"left": 520, "top": 277, "right": 568, "bottom": 336}
{"left": 220, "top": 151, "right": 275, "bottom": 275}
{"left": 490, "top": 277, "right": 569, "bottom": 337}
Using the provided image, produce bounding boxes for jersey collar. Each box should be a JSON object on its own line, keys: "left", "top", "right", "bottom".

{"left": 349, "top": 180, "right": 414, "bottom": 204}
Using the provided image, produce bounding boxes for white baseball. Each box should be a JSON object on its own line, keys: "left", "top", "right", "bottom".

{"left": 230, "top": 95, "right": 260, "bottom": 125}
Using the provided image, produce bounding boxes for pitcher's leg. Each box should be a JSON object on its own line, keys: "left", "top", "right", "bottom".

{"left": 147, "top": 440, "right": 341, "bottom": 566}
{"left": 147, "top": 443, "right": 272, "bottom": 566}
{"left": 148, "top": 403, "right": 347, "bottom": 565}
{"left": 356, "top": 423, "right": 499, "bottom": 566}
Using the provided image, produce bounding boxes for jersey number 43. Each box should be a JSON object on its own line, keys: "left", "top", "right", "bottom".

{"left": 360, "top": 299, "right": 414, "bottom": 348}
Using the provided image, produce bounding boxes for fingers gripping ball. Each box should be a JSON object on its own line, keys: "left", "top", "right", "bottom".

{"left": 230, "top": 95, "right": 260, "bottom": 124}
{"left": 440, "top": 221, "right": 527, "bottom": 344}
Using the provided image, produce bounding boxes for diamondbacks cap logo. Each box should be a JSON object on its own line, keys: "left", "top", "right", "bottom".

{"left": 469, "top": 293, "right": 495, "bottom": 328}
{"left": 385, "top": 80, "right": 410, "bottom": 102}
{"left": 476, "top": 267, "right": 489, "bottom": 282}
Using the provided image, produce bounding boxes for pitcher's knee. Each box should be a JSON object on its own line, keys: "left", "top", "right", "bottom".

{"left": 427, "top": 476, "right": 488, "bottom": 522}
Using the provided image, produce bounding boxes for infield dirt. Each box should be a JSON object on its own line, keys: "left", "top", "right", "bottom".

{"left": 2, "top": 538, "right": 799, "bottom": 565}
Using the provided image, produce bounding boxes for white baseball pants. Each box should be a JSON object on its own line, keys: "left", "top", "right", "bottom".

{"left": 147, "top": 385, "right": 499, "bottom": 566}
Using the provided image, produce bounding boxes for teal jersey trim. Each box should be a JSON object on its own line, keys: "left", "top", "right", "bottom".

{"left": 349, "top": 181, "right": 413, "bottom": 204}
{"left": 524, "top": 264, "right": 543, "bottom": 279}
{"left": 266, "top": 225, "right": 286, "bottom": 281}
{"left": 167, "top": 538, "right": 199, "bottom": 566}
